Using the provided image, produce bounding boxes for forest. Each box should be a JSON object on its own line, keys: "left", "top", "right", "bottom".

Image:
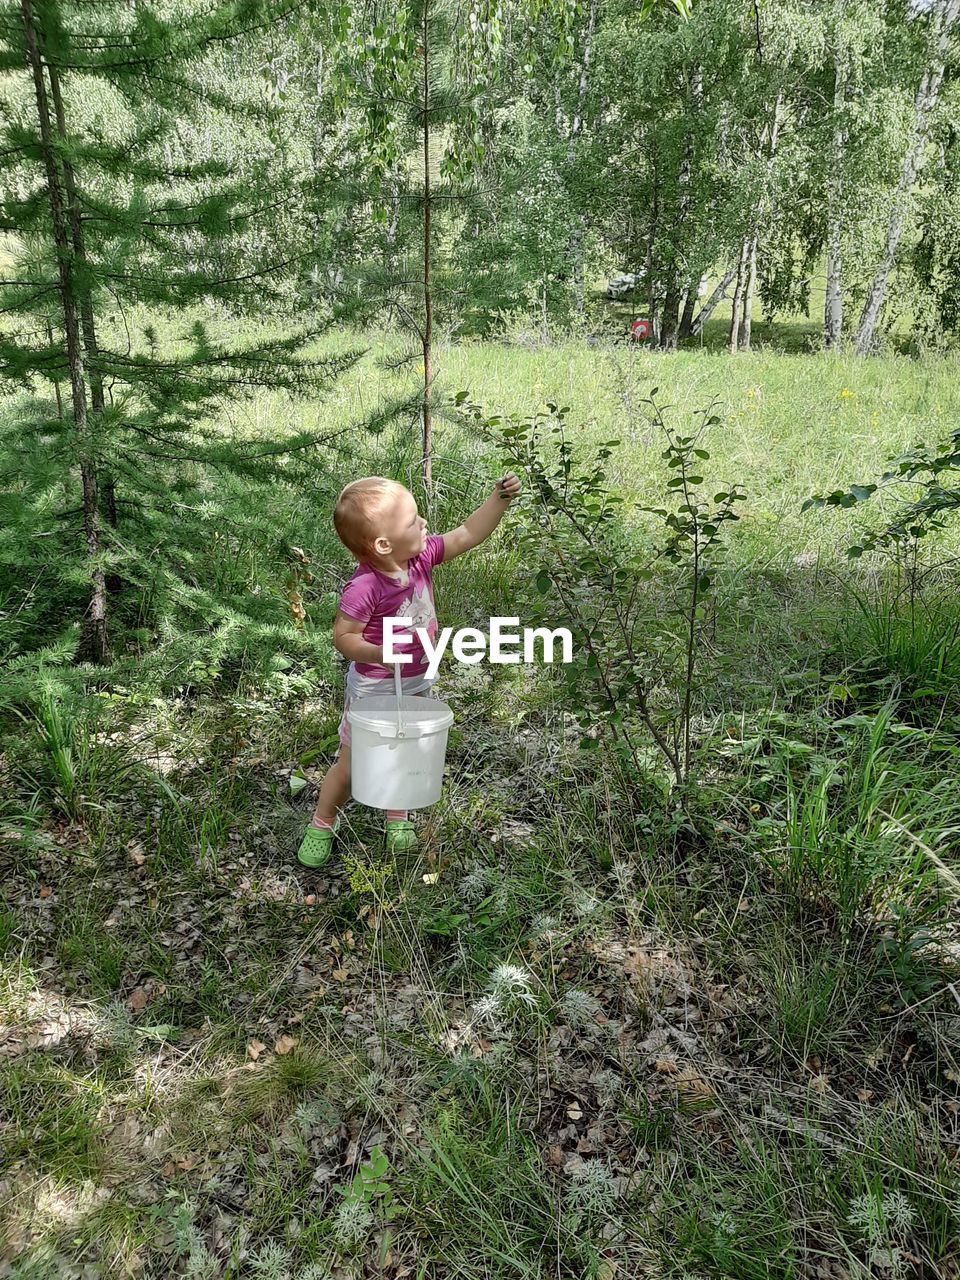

{"left": 1, "top": 0, "right": 960, "bottom": 1276}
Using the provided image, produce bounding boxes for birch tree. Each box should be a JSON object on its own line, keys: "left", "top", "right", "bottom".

{"left": 854, "top": 0, "right": 960, "bottom": 354}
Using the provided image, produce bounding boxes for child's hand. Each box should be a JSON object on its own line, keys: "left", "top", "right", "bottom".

{"left": 496, "top": 472, "right": 522, "bottom": 502}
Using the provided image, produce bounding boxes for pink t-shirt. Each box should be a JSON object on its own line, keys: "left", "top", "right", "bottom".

{"left": 337, "top": 533, "right": 445, "bottom": 677}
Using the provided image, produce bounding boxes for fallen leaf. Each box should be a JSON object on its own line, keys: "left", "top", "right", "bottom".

{"left": 127, "top": 987, "right": 149, "bottom": 1013}
{"left": 177, "top": 1153, "right": 198, "bottom": 1171}
{"left": 546, "top": 1144, "right": 564, "bottom": 1170}
{"left": 331, "top": 969, "right": 348, "bottom": 982}
{"left": 274, "top": 1034, "right": 298, "bottom": 1055}
{"left": 39, "top": 886, "right": 52, "bottom": 899}
{"left": 653, "top": 1058, "right": 679, "bottom": 1075}
{"left": 247, "top": 1038, "right": 266, "bottom": 1061}
{"left": 566, "top": 1104, "right": 583, "bottom": 1121}
{"left": 304, "top": 894, "right": 317, "bottom": 906}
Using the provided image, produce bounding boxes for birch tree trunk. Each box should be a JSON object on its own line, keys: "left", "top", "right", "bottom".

{"left": 661, "top": 65, "right": 700, "bottom": 350}
{"left": 567, "top": 0, "right": 597, "bottom": 321}
{"left": 728, "top": 239, "right": 748, "bottom": 353}
{"left": 824, "top": 37, "right": 847, "bottom": 348}
{"left": 854, "top": 0, "right": 960, "bottom": 355}
{"left": 660, "top": 278, "right": 682, "bottom": 349}
{"left": 731, "top": 93, "right": 781, "bottom": 354}
{"left": 646, "top": 157, "right": 660, "bottom": 343}
{"left": 824, "top": 226, "right": 844, "bottom": 348}
{"left": 739, "top": 236, "right": 757, "bottom": 350}
{"left": 678, "top": 286, "right": 697, "bottom": 339}
{"left": 691, "top": 263, "right": 737, "bottom": 336}
{"left": 22, "top": 0, "right": 108, "bottom": 664}
{"left": 420, "top": 0, "right": 433, "bottom": 496}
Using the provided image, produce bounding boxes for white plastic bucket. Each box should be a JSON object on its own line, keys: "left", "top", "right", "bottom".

{"left": 348, "top": 672, "right": 454, "bottom": 809}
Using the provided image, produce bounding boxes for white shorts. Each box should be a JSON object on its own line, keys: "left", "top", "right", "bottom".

{"left": 338, "top": 663, "right": 437, "bottom": 748}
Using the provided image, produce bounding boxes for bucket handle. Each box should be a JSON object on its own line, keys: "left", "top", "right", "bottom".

{"left": 393, "top": 662, "right": 406, "bottom": 738}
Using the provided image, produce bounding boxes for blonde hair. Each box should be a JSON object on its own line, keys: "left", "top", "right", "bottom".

{"left": 333, "top": 476, "right": 408, "bottom": 559}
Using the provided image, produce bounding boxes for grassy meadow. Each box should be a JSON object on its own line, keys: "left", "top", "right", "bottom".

{"left": 2, "top": 317, "right": 960, "bottom": 1279}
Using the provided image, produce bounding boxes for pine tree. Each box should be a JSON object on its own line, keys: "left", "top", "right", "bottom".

{"left": 0, "top": 0, "right": 361, "bottom": 666}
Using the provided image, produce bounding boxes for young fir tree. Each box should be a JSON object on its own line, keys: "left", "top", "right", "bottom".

{"left": 0, "top": 0, "right": 361, "bottom": 668}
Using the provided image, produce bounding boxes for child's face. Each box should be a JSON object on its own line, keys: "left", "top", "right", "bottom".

{"left": 373, "top": 488, "right": 427, "bottom": 562}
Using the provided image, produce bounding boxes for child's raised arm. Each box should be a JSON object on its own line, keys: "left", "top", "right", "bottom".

{"left": 439, "top": 472, "right": 521, "bottom": 563}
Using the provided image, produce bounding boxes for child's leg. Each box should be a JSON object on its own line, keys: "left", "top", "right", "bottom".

{"left": 311, "top": 745, "right": 350, "bottom": 828}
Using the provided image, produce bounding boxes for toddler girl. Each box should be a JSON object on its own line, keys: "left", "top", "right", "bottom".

{"left": 298, "top": 470, "right": 521, "bottom": 866}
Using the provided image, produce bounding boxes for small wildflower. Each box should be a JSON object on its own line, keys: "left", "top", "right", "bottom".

{"left": 492, "top": 881, "right": 512, "bottom": 913}
{"left": 332, "top": 1198, "right": 374, "bottom": 1248}
{"left": 591, "top": 1068, "right": 622, "bottom": 1107}
{"left": 529, "top": 912, "right": 557, "bottom": 939}
{"left": 570, "top": 886, "right": 598, "bottom": 918}
{"left": 610, "top": 858, "right": 635, "bottom": 886}
{"left": 470, "top": 992, "right": 503, "bottom": 1028}
{"left": 98, "top": 999, "right": 137, "bottom": 1054}
{"left": 249, "top": 1241, "right": 292, "bottom": 1280}
{"left": 868, "top": 1246, "right": 907, "bottom": 1279}
{"left": 848, "top": 1190, "right": 913, "bottom": 1242}
{"left": 490, "top": 962, "right": 536, "bottom": 1003}
{"left": 565, "top": 1160, "right": 619, "bottom": 1215}
{"left": 290, "top": 1100, "right": 331, "bottom": 1137}
{"left": 839, "top": 387, "right": 854, "bottom": 399}
{"left": 710, "top": 1208, "right": 737, "bottom": 1238}
{"left": 560, "top": 988, "right": 601, "bottom": 1029}
{"left": 184, "top": 1244, "right": 219, "bottom": 1280}
{"left": 356, "top": 1070, "right": 386, "bottom": 1103}
{"left": 883, "top": 1191, "right": 915, "bottom": 1234}
{"left": 458, "top": 866, "right": 492, "bottom": 904}
{"left": 170, "top": 1198, "right": 199, "bottom": 1255}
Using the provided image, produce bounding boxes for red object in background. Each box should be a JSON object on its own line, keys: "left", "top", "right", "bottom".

{"left": 630, "top": 318, "right": 651, "bottom": 341}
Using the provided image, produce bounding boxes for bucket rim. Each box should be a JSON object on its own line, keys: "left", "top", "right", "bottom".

{"left": 347, "top": 694, "right": 454, "bottom": 735}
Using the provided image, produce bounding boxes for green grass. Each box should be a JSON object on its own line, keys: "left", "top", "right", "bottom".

{"left": 2, "top": 319, "right": 960, "bottom": 1277}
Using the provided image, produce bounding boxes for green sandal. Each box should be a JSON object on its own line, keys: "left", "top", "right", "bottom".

{"left": 385, "top": 818, "right": 418, "bottom": 854}
{"left": 298, "top": 820, "right": 338, "bottom": 868}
